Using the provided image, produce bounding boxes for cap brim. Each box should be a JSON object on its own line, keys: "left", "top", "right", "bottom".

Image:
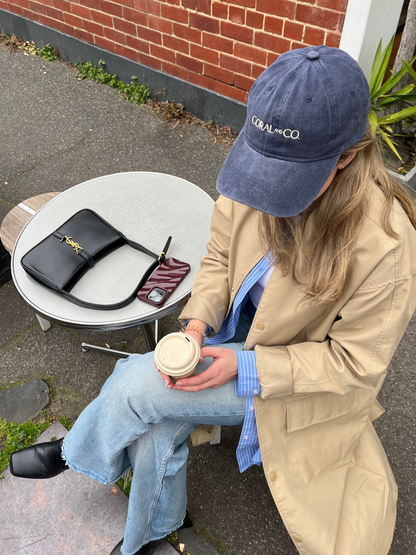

{"left": 217, "top": 128, "right": 340, "bottom": 217}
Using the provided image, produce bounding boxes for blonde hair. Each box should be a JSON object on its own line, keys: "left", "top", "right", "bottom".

{"left": 258, "top": 125, "right": 416, "bottom": 305}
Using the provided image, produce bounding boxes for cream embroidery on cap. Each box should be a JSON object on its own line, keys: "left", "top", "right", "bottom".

{"left": 251, "top": 115, "right": 300, "bottom": 139}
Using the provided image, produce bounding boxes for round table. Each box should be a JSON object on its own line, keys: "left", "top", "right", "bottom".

{"left": 12, "top": 172, "right": 214, "bottom": 351}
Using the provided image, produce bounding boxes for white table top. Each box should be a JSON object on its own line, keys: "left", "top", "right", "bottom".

{"left": 12, "top": 172, "right": 214, "bottom": 330}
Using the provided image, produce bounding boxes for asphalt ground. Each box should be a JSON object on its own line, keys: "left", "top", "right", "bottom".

{"left": 0, "top": 44, "right": 415, "bottom": 555}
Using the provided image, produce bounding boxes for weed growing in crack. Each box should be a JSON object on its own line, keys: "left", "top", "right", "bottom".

{"left": 75, "top": 60, "right": 151, "bottom": 105}
{"left": 38, "top": 43, "right": 59, "bottom": 61}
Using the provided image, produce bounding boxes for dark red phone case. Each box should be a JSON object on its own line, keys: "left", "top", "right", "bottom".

{"left": 137, "top": 257, "right": 191, "bottom": 307}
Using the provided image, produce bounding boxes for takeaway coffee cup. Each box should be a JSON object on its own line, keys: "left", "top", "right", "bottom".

{"left": 154, "top": 332, "right": 200, "bottom": 380}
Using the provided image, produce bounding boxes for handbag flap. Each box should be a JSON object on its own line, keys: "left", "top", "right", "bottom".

{"left": 56, "top": 210, "right": 122, "bottom": 258}
{"left": 21, "top": 209, "right": 124, "bottom": 291}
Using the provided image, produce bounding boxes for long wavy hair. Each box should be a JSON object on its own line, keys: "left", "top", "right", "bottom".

{"left": 258, "top": 125, "right": 416, "bottom": 305}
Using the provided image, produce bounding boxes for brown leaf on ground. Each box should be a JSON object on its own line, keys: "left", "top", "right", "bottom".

{"left": 149, "top": 91, "right": 238, "bottom": 148}
{"left": 0, "top": 32, "right": 37, "bottom": 55}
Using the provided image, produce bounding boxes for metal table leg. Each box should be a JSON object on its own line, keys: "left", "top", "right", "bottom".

{"left": 81, "top": 320, "right": 159, "bottom": 356}
{"left": 142, "top": 322, "right": 157, "bottom": 351}
{"left": 81, "top": 343, "right": 132, "bottom": 357}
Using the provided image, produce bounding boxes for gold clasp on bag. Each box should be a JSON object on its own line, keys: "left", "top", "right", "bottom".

{"left": 61, "top": 235, "right": 84, "bottom": 255}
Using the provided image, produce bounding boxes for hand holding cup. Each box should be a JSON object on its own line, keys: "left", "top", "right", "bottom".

{"left": 154, "top": 332, "right": 201, "bottom": 387}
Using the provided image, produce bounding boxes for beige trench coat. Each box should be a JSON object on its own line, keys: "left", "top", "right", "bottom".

{"left": 179, "top": 182, "right": 416, "bottom": 555}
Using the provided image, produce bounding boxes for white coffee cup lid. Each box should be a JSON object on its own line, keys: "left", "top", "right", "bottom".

{"left": 154, "top": 332, "right": 200, "bottom": 377}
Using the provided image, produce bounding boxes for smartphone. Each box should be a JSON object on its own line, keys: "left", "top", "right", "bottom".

{"left": 137, "top": 257, "right": 191, "bottom": 308}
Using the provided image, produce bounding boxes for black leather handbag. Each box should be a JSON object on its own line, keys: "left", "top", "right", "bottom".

{"left": 21, "top": 209, "right": 171, "bottom": 310}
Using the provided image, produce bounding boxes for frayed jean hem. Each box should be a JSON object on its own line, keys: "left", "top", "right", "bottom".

{"left": 121, "top": 514, "right": 187, "bottom": 555}
{"left": 61, "top": 441, "right": 128, "bottom": 486}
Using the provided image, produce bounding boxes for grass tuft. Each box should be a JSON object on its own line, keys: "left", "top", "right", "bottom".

{"left": 59, "top": 415, "right": 73, "bottom": 431}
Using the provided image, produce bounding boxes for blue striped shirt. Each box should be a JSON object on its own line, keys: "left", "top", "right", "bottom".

{"left": 206, "top": 256, "right": 272, "bottom": 472}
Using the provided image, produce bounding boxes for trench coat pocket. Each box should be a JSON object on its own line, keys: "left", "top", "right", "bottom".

{"left": 286, "top": 390, "right": 362, "bottom": 486}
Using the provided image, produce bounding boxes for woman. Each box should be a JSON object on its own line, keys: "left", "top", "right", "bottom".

{"left": 10, "top": 46, "right": 416, "bottom": 555}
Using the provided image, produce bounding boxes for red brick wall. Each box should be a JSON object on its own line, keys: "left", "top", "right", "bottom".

{"left": 1, "top": 0, "right": 348, "bottom": 103}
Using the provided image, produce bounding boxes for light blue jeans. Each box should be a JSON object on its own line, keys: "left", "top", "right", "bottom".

{"left": 62, "top": 302, "right": 256, "bottom": 555}
{"left": 60, "top": 302, "right": 261, "bottom": 555}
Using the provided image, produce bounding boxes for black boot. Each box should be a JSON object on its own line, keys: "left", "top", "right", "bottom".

{"left": 110, "top": 538, "right": 165, "bottom": 555}
{"left": 9, "top": 438, "right": 68, "bottom": 479}
{"left": 110, "top": 511, "right": 193, "bottom": 555}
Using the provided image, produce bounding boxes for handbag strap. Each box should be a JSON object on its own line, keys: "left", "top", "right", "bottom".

{"left": 60, "top": 236, "right": 172, "bottom": 310}
{"left": 125, "top": 238, "right": 163, "bottom": 261}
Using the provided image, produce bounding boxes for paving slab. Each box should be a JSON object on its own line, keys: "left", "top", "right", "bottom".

{"left": 0, "top": 279, "right": 37, "bottom": 346}
{"left": 0, "top": 379, "right": 50, "bottom": 422}
{"left": 0, "top": 421, "right": 129, "bottom": 555}
{"left": 0, "top": 421, "right": 211, "bottom": 555}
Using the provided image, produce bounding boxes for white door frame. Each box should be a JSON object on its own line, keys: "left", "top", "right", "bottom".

{"left": 340, "top": 0, "right": 405, "bottom": 78}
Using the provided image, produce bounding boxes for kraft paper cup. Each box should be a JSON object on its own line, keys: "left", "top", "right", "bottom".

{"left": 154, "top": 332, "right": 200, "bottom": 380}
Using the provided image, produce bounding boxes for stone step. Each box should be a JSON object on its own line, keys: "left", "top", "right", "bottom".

{"left": 1, "top": 421, "right": 218, "bottom": 555}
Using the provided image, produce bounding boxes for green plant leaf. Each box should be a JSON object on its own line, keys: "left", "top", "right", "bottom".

{"left": 378, "top": 105, "right": 416, "bottom": 124}
{"left": 378, "top": 130, "right": 402, "bottom": 160}
{"left": 376, "top": 85, "right": 415, "bottom": 107}
{"left": 368, "top": 38, "right": 384, "bottom": 95}
{"left": 368, "top": 110, "right": 378, "bottom": 133}
{"left": 392, "top": 83, "right": 415, "bottom": 96}
{"left": 372, "top": 64, "right": 408, "bottom": 102}
{"left": 376, "top": 98, "right": 400, "bottom": 108}
{"left": 38, "top": 43, "right": 58, "bottom": 61}
{"left": 401, "top": 94, "right": 416, "bottom": 103}
{"left": 369, "top": 36, "right": 395, "bottom": 96}
{"left": 401, "top": 58, "right": 416, "bottom": 82}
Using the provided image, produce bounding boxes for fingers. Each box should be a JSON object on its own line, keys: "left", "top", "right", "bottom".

{"left": 174, "top": 369, "right": 219, "bottom": 390}
{"left": 173, "top": 378, "right": 221, "bottom": 392}
{"left": 175, "top": 366, "right": 216, "bottom": 387}
{"left": 155, "top": 365, "right": 174, "bottom": 388}
{"left": 200, "top": 346, "right": 223, "bottom": 359}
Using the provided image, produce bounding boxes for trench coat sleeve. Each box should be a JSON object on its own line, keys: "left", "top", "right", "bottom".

{"left": 179, "top": 196, "right": 234, "bottom": 333}
{"left": 256, "top": 249, "right": 416, "bottom": 399}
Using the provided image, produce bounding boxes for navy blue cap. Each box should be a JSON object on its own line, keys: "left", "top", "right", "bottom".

{"left": 217, "top": 45, "right": 370, "bottom": 217}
